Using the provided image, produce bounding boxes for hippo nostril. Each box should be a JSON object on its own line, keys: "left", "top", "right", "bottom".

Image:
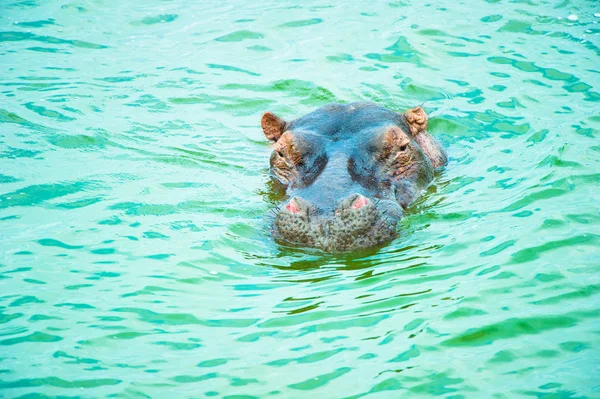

{"left": 352, "top": 195, "right": 369, "bottom": 209}
{"left": 285, "top": 198, "right": 300, "bottom": 214}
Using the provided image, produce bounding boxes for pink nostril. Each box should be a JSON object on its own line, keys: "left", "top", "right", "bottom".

{"left": 352, "top": 195, "right": 369, "bottom": 209}
{"left": 286, "top": 200, "right": 300, "bottom": 214}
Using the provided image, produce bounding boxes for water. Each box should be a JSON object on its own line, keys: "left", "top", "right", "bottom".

{"left": 1, "top": 0, "right": 599, "bottom": 397}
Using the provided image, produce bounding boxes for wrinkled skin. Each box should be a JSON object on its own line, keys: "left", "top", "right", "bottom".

{"left": 261, "top": 102, "right": 447, "bottom": 252}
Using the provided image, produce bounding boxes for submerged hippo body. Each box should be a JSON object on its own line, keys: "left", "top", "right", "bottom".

{"left": 261, "top": 102, "right": 447, "bottom": 252}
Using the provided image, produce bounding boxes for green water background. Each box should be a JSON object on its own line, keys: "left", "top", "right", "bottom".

{"left": 1, "top": 0, "right": 599, "bottom": 397}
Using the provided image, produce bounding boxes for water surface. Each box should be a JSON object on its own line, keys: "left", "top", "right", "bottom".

{"left": 1, "top": 0, "right": 599, "bottom": 397}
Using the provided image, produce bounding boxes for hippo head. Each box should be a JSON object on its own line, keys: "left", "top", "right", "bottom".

{"left": 262, "top": 102, "right": 447, "bottom": 252}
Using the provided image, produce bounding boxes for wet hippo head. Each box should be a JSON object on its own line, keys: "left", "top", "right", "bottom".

{"left": 262, "top": 102, "right": 447, "bottom": 252}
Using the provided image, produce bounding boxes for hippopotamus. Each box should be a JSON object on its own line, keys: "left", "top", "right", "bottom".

{"left": 261, "top": 102, "right": 447, "bottom": 252}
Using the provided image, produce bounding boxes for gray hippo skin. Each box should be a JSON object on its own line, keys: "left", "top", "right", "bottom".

{"left": 261, "top": 102, "right": 447, "bottom": 252}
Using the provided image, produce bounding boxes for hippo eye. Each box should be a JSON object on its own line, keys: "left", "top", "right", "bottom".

{"left": 399, "top": 143, "right": 408, "bottom": 152}
{"left": 276, "top": 150, "right": 284, "bottom": 157}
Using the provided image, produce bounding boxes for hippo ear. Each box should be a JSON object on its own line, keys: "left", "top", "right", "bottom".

{"left": 403, "top": 106, "right": 428, "bottom": 135}
{"left": 261, "top": 112, "right": 287, "bottom": 142}
{"left": 402, "top": 107, "right": 447, "bottom": 168}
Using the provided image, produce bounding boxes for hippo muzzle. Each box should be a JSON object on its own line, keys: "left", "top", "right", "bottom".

{"left": 275, "top": 193, "right": 403, "bottom": 252}
{"left": 261, "top": 102, "right": 447, "bottom": 252}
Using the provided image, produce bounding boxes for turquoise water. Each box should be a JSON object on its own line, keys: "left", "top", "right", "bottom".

{"left": 1, "top": 0, "right": 599, "bottom": 397}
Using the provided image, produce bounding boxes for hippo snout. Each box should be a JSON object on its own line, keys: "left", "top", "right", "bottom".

{"left": 275, "top": 193, "right": 403, "bottom": 252}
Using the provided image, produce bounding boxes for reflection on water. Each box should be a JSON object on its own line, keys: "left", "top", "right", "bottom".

{"left": 1, "top": 0, "right": 599, "bottom": 397}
